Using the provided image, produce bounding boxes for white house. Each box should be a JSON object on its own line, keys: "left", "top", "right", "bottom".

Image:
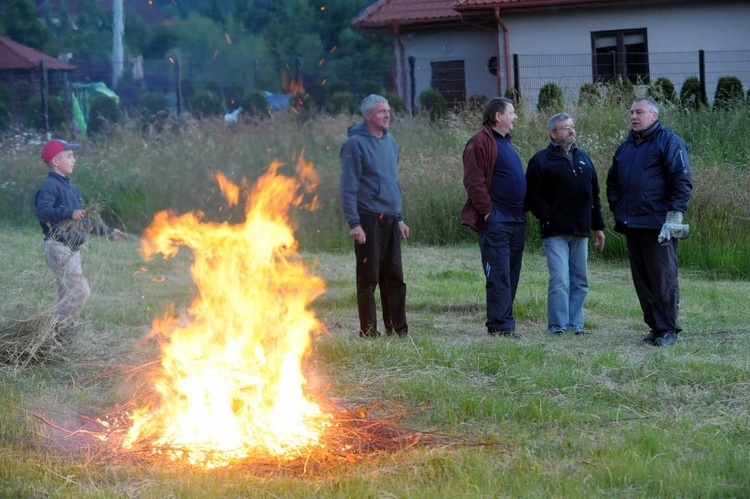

{"left": 354, "top": 0, "right": 750, "bottom": 111}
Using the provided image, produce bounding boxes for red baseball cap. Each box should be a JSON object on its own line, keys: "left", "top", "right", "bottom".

{"left": 41, "top": 139, "right": 80, "bottom": 163}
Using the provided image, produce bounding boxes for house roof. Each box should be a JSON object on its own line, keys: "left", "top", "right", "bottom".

{"left": 353, "top": 0, "right": 463, "bottom": 30}
{"left": 454, "top": 0, "right": 693, "bottom": 10}
{"left": 355, "top": 0, "right": 698, "bottom": 30}
{"left": 0, "top": 36, "right": 77, "bottom": 71}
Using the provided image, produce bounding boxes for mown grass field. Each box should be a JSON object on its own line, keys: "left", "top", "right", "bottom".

{"left": 1, "top": 223, "right": 748, "bottom": 497}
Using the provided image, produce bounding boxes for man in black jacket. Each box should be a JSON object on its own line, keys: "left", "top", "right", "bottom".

{"left": 526, "top": 113, "right": 605, "bottom": 336}
{"left": 606, "top": 97, "right": 693, "bottom": 346}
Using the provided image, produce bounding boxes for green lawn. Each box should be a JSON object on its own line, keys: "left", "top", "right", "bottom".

{"left": 1, "top": 227, "right": 748, "bottom": 498}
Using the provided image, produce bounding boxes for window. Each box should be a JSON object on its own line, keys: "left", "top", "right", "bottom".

{"left": 592, "top": 29, "right": 650, "bottom": 84}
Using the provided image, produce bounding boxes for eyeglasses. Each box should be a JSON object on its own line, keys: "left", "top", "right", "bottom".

{"left": 555, "top": 125, "right": 576, "bottom": 132}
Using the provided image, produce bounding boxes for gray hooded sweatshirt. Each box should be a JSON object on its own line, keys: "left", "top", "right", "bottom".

{"left": 339, "top": 120, "right": 403, "bottom": 229}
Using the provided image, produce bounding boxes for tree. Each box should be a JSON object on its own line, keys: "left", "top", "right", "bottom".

{"left": 0, "top": 0, "right": 52, "bottom": 50}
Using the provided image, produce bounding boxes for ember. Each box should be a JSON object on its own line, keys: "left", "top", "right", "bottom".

{"left": 122, "top": 157, "right": 331, "bottom": 468}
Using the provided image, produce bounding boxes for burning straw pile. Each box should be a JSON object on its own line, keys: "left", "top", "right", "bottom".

{"left": 38, "top": 392, "right": 430, "bottom": 475}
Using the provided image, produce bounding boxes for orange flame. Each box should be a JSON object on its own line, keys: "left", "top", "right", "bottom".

{"left": 123, "top": 156, "right": 330, "bottom": 468}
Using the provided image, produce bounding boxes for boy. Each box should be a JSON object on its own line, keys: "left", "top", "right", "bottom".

{"left": 34, "top": 139, "right": 122, "bottom": 331}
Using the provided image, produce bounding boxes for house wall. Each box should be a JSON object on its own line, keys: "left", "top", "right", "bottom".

{"left": 394, "top": 27, "right": 498, "bottom": 113}
{"left": 391, "top": 1, "right": 750, "bottom": 110}
{"left": 498, "top": 1, "right": 750, "bottom": 105}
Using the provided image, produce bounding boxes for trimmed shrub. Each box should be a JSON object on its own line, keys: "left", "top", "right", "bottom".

{"left": 680, "top": 76, "right": 703, "bottom": 109}
{"left": 647, "top": 77, "right": 676, "bottom": 104}
{"left": 578, "top": 82, "right": 601, "bottom": 106}
{"left": 419, "top": 88, "right": 447, "bottom": 122}
{"left": 190, "top": 90, "right": 224, "bottom": 119}
{"left": 504, "top": 88, "right": 521, "bottom": 109}
{"left": 604, "top": 76, "right": 636, "bottom": 106}
{"left": 714, "top": 76, "right": 745, "bottom": 110}
{"left": 88, "top": 95, "right": 123, "bottom": 135}
{"left": 537, "top": 82, "right": 564, "bottom": 112}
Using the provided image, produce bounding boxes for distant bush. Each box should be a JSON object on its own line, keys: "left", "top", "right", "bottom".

{"left": 241, "top": 90, "right": 269, "bottom": 117}
{"left": 604, "top": 76, "right": 636, "bottom": 106}
{"left": 537, "top": 82, "right": 564, "bottom": 112}
{"left": 324, "top": 91, "right": 357, "bottom": 116}
{"left": 419, "top": 88, "right": 447, "bottom": 122}
{"left": 0, "top": 102, "right": 10, "bottom": 131}
{"left": 190, "top": 90, "right": 224, "bottom": 119}
{"left": 383, "top": 91, "right": 407, "bottom": 115}
{"left": 139, "top": 91, "right": 170, "bottom": 116}
{"left": 680, "top": 76, "right": 703, "bottom": 109}
{"left": 88, "top": 95, "right": 123, "bottom": 135}
{"left": 578, "top": 82, "right": 601, "bottom": 106}
{"left": 224, "top": 79, "right": 244, "bottom": 110}
{"left": 27, "top": 96, "right": 68, "bottom": 131}
{"left": 0, "top": 82, "right": 10, "bottom": 108}
{"left": 647, "top": 77, "right": 676, "bottom": 104}
{"left": 180, "top": 78, "right": 195, "bottom": 101}
{"left": 360, "top": 82, "right": 385, "bottom": 97}
{"left": 714, "top": 76, "right": 745, "bottom": 110}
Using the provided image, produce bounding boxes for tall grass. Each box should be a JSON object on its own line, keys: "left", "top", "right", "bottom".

{"left": 2, "top": 104, "right": 749, "bottom": 275}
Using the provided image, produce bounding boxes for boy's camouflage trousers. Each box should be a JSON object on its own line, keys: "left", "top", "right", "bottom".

{"left": 42, "top": 240, "right": 91, "bottom": 326}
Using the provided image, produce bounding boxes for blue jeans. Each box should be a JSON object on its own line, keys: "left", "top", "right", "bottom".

{"left": 542, "top": 235, "right": 589, "bottom": 333}
{"left": 479, "top": 216, "right": 525, "bottom": 332}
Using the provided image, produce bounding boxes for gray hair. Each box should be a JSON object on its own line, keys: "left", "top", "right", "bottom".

{"left": 633, "top": 96, "right": 659, "bottom": 114}
{"left": 547, "top": 113, "right": 572, "bottom": 134}
{"left": 361, "top": 94, "right": 388, "bottom": 116}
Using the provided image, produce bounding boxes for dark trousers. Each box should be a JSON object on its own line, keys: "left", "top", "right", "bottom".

{"left": 626, "top": 229, "right": 682, "bottom": 333}
{"left": 479, "top": 218, "right": 526, "bottom": 332}
{"left": 354, "top": 213, "right": 407, "bottom": 337}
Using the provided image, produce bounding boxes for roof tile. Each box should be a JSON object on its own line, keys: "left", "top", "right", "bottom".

{"left": 354, "top": 0, "right": 461, "bottom": 29}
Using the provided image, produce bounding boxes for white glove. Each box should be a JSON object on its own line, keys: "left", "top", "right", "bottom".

{"left": 666, "top": 211, "right": 683, "bottom": 224}
{"left": 658, "top": 211, "right": 689, "bottom": 245}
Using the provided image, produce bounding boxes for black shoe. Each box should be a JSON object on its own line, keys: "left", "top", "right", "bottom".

{"left": 655, "top": 332, "right": 679, "bottom": 347}
{"left": 574, "top": 329, "right": 589, "bottom": 335}
{"left": 549, "top": 330, "right": 564, "bottom": 337}
{"left": 386, "top": 328, "right": 408, "bottom": 338}
{"left": 489, "top": 329, "right": 522, "bottom": 338}
{"left": 642, "top": 331, "right": 659, "bottom": 344}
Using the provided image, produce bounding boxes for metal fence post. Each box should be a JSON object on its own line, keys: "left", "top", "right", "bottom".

{"left": 40, "top": 59, "right": 49, "bottom": 138}
{"left": 513, "top": 54, "right": 520, "bottom": 95}
{"left": 409, "top": 56, "right": 416, "bottom": 116}
{"left": 698, "top": 50, "right": 708, "bottom": 105}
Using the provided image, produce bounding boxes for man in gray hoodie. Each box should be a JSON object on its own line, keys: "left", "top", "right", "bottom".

{"left": 340, "top": 94, "right": 410, "bottom": 338}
